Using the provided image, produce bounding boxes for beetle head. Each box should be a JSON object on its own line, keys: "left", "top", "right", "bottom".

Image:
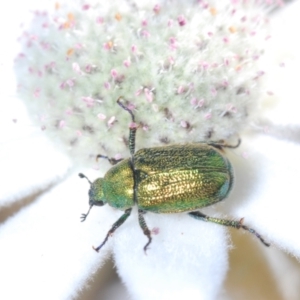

{"left": 79, "top": 173, "right": 106, "bottom": 222}
{"left": 89, "top": 178, "right": 106, "bottom": 206}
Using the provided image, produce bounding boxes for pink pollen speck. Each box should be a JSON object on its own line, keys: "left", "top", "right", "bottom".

{"left": 131, "top": 45, "right": 137, "bottom": 53}
{"left": 226, "top": 104, "right": 237, "bottom": 113}
{"left": 141, "top": 19, "right": 148, "bottom": 26}
{"left": 59, "top": 120, "right": 65, "bottom": 129}
{"left": 108, "top": 116, "right": 116, "bottom": 127}
{"left": 177, "top": 15, "right": 186, "bottom": 26}
{"left": 180, "top": 121, "right": 188, "bottom": 128}
{"left": 72, "top": 62, "right": 82, "bottom": 74}
{"left": 130, "top": 122, "right": 138, "bottom": 129}
{"left": 190, "top": 98, "right": 197, "bottom": 107}
{"left": 82, "top": 96, "right": 95, "bottom": 107}
{"left": 67, "top": 79, "right": 75, "bottom": 87}
{"left": 96, "top": 17, "right": 104, "bottom": 24}
{"left": 191, "top": 98, "right": 204, "bottom": 108}
{"left": 141, "top": 30, "right": 150, "bottom": 38}
{"left": 142, "top": 124, "right": 149, "bottom": 131}
{"left": 205, "top": 113, "right": 212, "bottom": 120}
{"left": 115, "top": 154, "right": 122, "bottom": 160}
{"left": 85, "top": 64, "right": 92, "bottom": 72}
{"left": 104, "top": 82, "right": 111, "bottom": 89}
{"left": 33, "top": 88, "right": 40, "bottom": 98}
{"left": 224, "top": 58, "right": 230, "bottom": 66}
{"left": 82, "top": 4, "right": 90, "bottom": 10}
{"left": 144, "top": 88, "right": 153, "bottom": 102}
{"left": 222, "top": 80, "right": 229, "bottom": 87}
{"left": 201, "top": 61, "right": 209, "bottom": 70}
{"left": 223, "top": 37, "right": 229, "bottom": 43}
{"left": 135, "top": 88, "right": 143, "bottom": 96}
{"left": 153, "top": 4, "right": 160, "bottom": 14}
{"left": 177, "top": 86, "right": 185, "bottom": 94}
{"left": 111, "top": 69, "right": 118, "bottom": 78}
{"left": 123, "top": 59, "right": 131, "bottom": 67}
{"left": 66, "top": 109, "right": 73, "bottom": 115}
{"left": 103, "top": 42, "right": 112, "bottom": 50}
{"left": 169, "top": 37, "right": 177, "bottom": 50}
{"left": 97, "top": 113, "right": 106, "bottom": 120}
{"left": 76, "top": 130, "right": 82, "bottom": 137}
{"left": 60, "top": 81, "right": 66, "bottom": 89}
{"left": 152, "top": 227, "right": 160, "bottom": 235}
{"left": 211, "top": 88, "right": 217, "bottom": 97}
{"left": 167, "top": 19, "right": 173, "bottom": 27}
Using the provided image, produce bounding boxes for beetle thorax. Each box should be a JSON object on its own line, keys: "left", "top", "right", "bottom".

{"left": 103, "top": 159, "right": 135, "bottom": 210}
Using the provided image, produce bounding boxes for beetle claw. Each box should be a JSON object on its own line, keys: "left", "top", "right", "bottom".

{"left": 92, "top": 246, "right": 100, "bottom": 253}
{"left": 80, "top": 214, "right": 87, "bottom": 222}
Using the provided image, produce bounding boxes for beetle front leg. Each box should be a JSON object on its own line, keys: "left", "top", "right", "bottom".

{"left": 189, "top": 211, "right": 270, "bottom": 247}
{"left": 138, "top": 209, "right": 152, "bottom": 254}
{"left": 93, "top": 208, "right": 132, "bottom": 252}
{"left": 208, "top": 138, "right": 241, "bottom": 150}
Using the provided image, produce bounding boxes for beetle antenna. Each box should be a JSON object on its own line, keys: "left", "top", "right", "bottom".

{"left": 81, "top": 205, "right": 93, "bottom": 222}
{"left": 78, "top": 173, "right": 92, "bottom": 185}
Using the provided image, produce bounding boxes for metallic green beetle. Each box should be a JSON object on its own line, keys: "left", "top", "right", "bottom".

{"left": 79, "top": 99, "right": 269, "bottom": 252}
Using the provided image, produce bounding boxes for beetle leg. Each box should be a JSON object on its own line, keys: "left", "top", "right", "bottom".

{"left": 93, "top": 208, "right": 132, "bottom": 252}
{"left": 189, "top": 211, "right": 270, "bottom": 247}
{"left": 138, "top": 209, "right": 152, "bottom": 254}
{"left": 96, "top": 154, "right": 123, "bottom": 165}
{"left": 117, "top": 97, "right": 137, "bottom": 156}
{"left": 208, "top": 138, "right": 241, "bottom": 150}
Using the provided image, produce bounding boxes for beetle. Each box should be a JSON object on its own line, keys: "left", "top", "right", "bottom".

{"left": 79, "top": 98, "right": 269, "bottom": 252}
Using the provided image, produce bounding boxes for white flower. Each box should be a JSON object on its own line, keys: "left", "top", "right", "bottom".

{"left": 1, "top": 0, "right": 300, "bottom": 299}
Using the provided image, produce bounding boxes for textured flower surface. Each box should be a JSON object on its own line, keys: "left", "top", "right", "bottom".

{"left": 0, "top": 0, "right": 300, "bottom": 299}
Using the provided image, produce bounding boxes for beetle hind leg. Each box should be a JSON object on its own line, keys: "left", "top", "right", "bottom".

{"left": 138, "top": 209, "right": 152, "bottom": 254}
{"left": 117, "top": 97, "right": 137, "bottom": 156}
{"left": 93, "top": 208, "right": 132, "bottom": 252}
{"left": 189, "top": 211, "right": 270, "bottom": 247}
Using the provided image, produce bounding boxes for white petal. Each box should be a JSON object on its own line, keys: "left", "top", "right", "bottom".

{"left": 0, "top": 173, "right": 115, "bottom": 300}
{"left": 261, "top": 1, "right": 300, "bottom": 127}
{"left": 0, "top": 111, "right": 72, "bottom": 204}
{"left": 224, "top": 135, "right": 300, "bottom": 258}
{"left": 113, "top": 208, "right": 229, "bottom": 300}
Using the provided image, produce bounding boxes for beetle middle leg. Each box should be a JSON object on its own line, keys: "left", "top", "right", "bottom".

{"left": 93, "top": 208, "right": 132, "bottom": 252}
{"left": 189, "top": 211, "right": 270, "bottom": 247}
{"left": 96, "top": 154, "right": 123, "bottom": 165}
{"left": 138, "top": 209, "right": 152, "bottom": 254}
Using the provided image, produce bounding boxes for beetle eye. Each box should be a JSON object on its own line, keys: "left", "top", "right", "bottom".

{"left": 94, "top": 200, "right": 104, "bottom": 206}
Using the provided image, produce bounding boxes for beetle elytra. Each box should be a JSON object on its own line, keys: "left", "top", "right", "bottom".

{"left": 79, "top": 98, "right": 269, "bottom": 252}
